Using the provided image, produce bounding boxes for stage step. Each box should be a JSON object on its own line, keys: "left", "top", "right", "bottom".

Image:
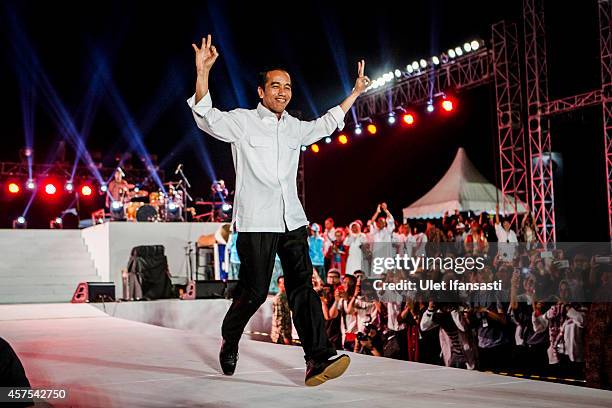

{"left": 0, "top": 229, "right": 100, "bottom": 304}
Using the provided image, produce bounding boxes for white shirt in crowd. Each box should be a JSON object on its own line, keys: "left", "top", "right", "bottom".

{"left": 188, "top": 92, "right": 345, "bottom": 232}
{"left": 386, "top": 301, "right": 406, "bottom": 332}
{"left": 344, "top": 232, "right": 367, "bottom": 274}
{"left": 494, "top": 223, "right": 518, "bottom": 243}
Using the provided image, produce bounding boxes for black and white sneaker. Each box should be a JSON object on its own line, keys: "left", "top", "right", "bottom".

{"left": 304, "top": 354, "right": 350, "bottom": 386}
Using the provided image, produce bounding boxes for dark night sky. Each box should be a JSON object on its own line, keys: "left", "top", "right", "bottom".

{"left": 0, "top": 1, "right": 606, "bottom": 239}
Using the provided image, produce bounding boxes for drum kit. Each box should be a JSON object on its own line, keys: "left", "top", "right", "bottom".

{"left": 119, "top": 184, "right": 185, "bottom": 222}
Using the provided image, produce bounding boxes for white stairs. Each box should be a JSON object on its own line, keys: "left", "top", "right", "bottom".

{"left": 0, "top": 230, "right": 100, "bottom": 304}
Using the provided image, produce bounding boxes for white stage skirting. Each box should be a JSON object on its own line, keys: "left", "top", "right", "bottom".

{"left": 90, "top": 298, "right": 276, "bottom": 340}
{"left": 81, "top": 222, "right": 222, "bottom": 298}
{"left": 1, "top": 303, "right": 610, "bottom": 407}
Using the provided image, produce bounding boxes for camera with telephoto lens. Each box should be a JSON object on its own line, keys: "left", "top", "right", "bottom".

{"left": 357, "top": 332, "right": 369, "bottom": 342}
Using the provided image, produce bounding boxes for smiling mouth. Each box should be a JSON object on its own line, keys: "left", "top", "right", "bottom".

{"left": 275, "top": 98, "right": 287, "bottom": 103}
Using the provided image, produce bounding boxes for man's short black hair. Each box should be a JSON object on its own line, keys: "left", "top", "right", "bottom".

{"left": 257, "top": 67, "right": 290, "bottom": 89}
{"left": 277, "top": 275, "right": 284, "bottom": 284}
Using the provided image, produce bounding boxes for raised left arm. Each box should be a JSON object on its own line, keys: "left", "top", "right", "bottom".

{"left": 300, "top": 60, "right": 370, "bottom": 146}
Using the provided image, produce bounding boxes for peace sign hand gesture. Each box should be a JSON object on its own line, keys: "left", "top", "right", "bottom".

{"left": 352, "top": 60, "right": 371, "bottom": 95}
{"left": 192, "top": 34, "right": 219, "bottom": 74}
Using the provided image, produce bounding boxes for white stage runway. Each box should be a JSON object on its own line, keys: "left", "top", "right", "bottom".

{"left": 1, "top": 303, "right": 610, "bottom": 408}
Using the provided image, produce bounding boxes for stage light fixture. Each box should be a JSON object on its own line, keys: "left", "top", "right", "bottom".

{"left": 403, "top": 113, "right": 415, "bottom": 125}
{"left": 394, "top": 69, "right": 401, "bottom": 78}
{"left": 406, "top": 65, "right": 414, "bottom": 74}
{"left": 300, "top": 145, "right": 307, "bottom": 152}
{"left": 81, "top": 185, "right": 93, "bottom": 196}
{"left": 221, "top": 203, "right": 232, "bottom": 213}
{"left": 442, "top": 98, "right": 454, "bottom": 112}
{"left": 419, "top": 59, "right": 427, "bottom": 69}
{"left": 45, "top": 183, "right": 57, "bottom": 195}
{"left": 411, "top": 61, "right": 419, "bottom": 70}
{"left": 13, "top": 216, "right": 27, "bottom": 229}
{"left": 355, "top": 125, "right": 363, "bottom": 135}
{"left": 454, "top": 46, "right": 463, "bottom": 56}
{"left": 26, "top": 179, "right": 36, "bottom": 190}
{"left": 440, "top": 53, "right": 449, "bottom": 64}
{"left": 432, "top": 56, "right": 440, "bottom": 65}
{"left": 100, "top": 184, "right": 108, "bottom": 193}
{"left": 388, "top": 113, "right": 396, "bottom": 124}
{"left": 311, "top": 144, "right": 320, "bottom": 153}
{"left": 448, "top": 49, "right": 456, "bottom": 58}
{"left": 426, "top": 102, "right": 435, "bottom": 113}
{"left": 338, "top": 134, "right": 348, "bottom": 145}
{"left": 50, "top": 217, "right": 63, "bottom": 229}
{"left": 470, "top": 40, "right": 480, "bottom": 50}
{"left": 324, "top": 137, "right": 332, "bottom": 144}
{"left": 366, "top": 124, "right": 377, "bottom": 135}
{"left": 65, "top": 181, "right": 74, "bottom": 192}
{"left": 463, "top": 42, "right": 472, "bottom": 52}
{"left": 8, "top": 182, "right": 20, "bottom": 194}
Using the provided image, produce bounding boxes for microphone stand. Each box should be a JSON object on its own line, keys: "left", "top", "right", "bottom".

{"left": 177, "top": 167, "right": 193, "bottom": 221}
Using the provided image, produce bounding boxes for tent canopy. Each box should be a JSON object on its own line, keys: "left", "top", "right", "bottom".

{"left": 402, "top": 148, "right": 528, "bottom": 220}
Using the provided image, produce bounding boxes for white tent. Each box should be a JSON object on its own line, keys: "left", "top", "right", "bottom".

{"left": 402, "top": 148, "right": 528, "bottom": 220}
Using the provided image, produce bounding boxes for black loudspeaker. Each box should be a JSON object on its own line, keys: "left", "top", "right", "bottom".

{"left": 127, "top": 245, "right": 175, "bottom": 300}
{"left": 71, "top": 282, "right": 116, "bottom": 303}
{"left": 195, "top": 281, "right": 226, "bottom": 299}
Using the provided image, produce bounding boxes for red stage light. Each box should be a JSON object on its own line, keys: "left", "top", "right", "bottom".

{"left": 45, "top": 183, "right": 57, "bottom": 195}
{"left": 403, "top": 113, "right": 415, "bottom": 125}
{"left": 338, "top": 134, "right": 348, "bottom": 145}
{"left": 8, "top": 182, "right": 20, "bottom": 194}
{"left": 81, "top": 185, "right": 93, "bottom": 196}
{"left": 311, "top": 144, "right": 320, "bottom": 153}
{"left": 442, "top": 99, "right": 454, "bottom": 112}
{"left": 367, "top": 124, "right": 377, "bottom": 134}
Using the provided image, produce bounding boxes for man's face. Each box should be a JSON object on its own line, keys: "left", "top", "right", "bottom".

{"left": 376, "top": 217, "right": 386, "bottom": 229}
{"left": 327, "top": 273, "right": 340, "bottom": 285}
{"left": 335, "top": 231, "right": 343, "bottom": 242}
{"left": 503, "top": 221, "right": 511, "bottom": 231}
{"left": 351, "top": 224, "right": 360, "bottom": 234}
{"left": 325, "top": 219, "right": 334, "bottom": 230}
{"left": 398, "top": 224, "right": 408, "bottom": 235}
{"left": 114, "top": 171, "right": 122, "bottom": 182}
{"left": 257, "top": 70, "right": 292, "bottom": 115}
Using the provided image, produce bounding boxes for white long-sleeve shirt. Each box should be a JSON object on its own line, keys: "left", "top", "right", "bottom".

{"left": 187, "top": 92, "right": 345, "bottom": 232}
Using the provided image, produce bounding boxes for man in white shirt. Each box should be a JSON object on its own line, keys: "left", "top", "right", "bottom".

{"left": 494, "top": 204, "right": 518, "bottom": 261}
{"left": 188, "top": 35, "right": 370, "bottom": 386}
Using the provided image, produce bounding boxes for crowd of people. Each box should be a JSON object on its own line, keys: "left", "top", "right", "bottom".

{"left": 267, "top": 203, "right": 611, "bottom": 390}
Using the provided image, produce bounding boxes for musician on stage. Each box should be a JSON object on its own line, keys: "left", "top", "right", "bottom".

{"left": 187, "top": 34, "right": 370, "bottom": 386}
{"left": 106, "top": 168, "right": 134, "bottom": 208}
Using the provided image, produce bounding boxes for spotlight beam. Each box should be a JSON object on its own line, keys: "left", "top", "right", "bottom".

{"left": 6, "top": 11, "right": 104, "bottom": 185}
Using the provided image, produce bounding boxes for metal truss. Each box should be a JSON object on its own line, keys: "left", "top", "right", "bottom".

{"left": 599, "top": 0, "right": 612, "bottom": 239}
{"left": 542, "top": 90, "right": 603, "bottom": 116}
{"left": 524, "top": 0, "right": 556, "bottom": 243}
{"left": 492, "top": 21, "right": 530, "bottom": 228}
{"left": 352, "top": 49, "right": 493, "bottom": 122}
{"left": 0, "top": 162, "right": 162, "bottom": 182}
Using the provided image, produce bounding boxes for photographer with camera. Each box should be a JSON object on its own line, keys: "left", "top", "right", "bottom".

{"left": 421, "top": 299, "right": 477, "bottom": 370}
{"left": 319, "top": 269, "right": 343, "bottom": 349}
{"left": 355, "top": 324, "right": 383, "bottom": 356}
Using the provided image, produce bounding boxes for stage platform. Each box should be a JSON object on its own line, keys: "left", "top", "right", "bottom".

{"left": 0, "top": 222, "right": 223, "bottom": 303}
{"left": 1, "top": 303, "right": 610, "bottom": 408}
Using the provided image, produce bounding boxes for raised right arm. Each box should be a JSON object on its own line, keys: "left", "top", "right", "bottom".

{"left": 187, "top": 35, "right": 244, "bottom": 143}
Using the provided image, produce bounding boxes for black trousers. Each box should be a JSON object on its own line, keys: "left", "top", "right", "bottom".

{"left": 221, "top": 226, "right": 336, "bottom": 363}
